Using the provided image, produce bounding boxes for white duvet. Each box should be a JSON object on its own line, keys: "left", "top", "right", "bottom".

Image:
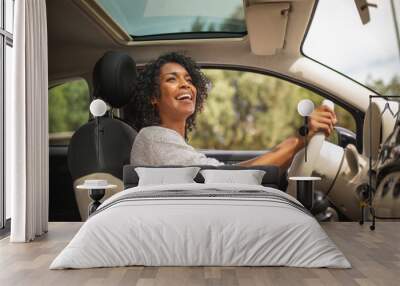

{"left": 50, "top": 183, "right": 351, "bottom": 269}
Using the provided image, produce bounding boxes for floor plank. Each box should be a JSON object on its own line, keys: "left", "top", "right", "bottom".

{"left": 0, "top": 222, "right": 399, "bottom": 286}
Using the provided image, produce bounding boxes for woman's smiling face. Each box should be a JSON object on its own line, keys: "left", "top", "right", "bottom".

{"left": 153, "top": 62, "right": 197, "bottom": 123}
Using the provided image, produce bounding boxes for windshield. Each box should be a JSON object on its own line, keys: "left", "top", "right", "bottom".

{"left": 303, "top": 0, "right": 400, "bottom": 94}
{"left": 96, "top": 0, "right": 246, "bottom": 39}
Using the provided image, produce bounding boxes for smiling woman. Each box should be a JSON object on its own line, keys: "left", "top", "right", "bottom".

{"left": 128, "top": 52, "right": 337, "bottom": 170}
{"left": 154, "top": 63, "right": 197, "bottom": 134}
{"left": 128, "top": 52, "right": 223, "bottom": 166}
{"left": 127, "top": 52, "right": 209, "bottom": 138}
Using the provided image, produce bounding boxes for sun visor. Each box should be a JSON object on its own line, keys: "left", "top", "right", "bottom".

{"left": 245, "top": 3, "right": 290, "bottom": 55}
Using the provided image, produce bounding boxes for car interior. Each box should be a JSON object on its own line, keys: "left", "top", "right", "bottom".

{"left": 45, "top": 0, "right": 398, "bottom": 224}
{"left": 3, "top": 0, "right": 400, "bottom": 284}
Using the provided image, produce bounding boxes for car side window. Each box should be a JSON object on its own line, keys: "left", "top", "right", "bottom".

{"left": 189, "top": 69, "right": 356, "bottom": 150}
{"left": 49, "top": 79, "right": 90, "bottom": 145}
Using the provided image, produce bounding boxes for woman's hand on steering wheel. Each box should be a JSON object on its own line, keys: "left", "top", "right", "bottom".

{"left": 307, "top": 105, "right": 337, "bottom": 139}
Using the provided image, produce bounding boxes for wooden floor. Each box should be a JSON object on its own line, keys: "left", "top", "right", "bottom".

{"left": 0, "top": 222, "right": 399, "bottom": 286}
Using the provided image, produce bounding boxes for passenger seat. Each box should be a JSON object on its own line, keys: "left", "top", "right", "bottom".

{"left": 68, "top": 51, "right": 137, "bottom": 221}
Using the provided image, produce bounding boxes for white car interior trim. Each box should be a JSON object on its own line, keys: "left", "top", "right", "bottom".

{"left": 74, "top": 0, "right": 132, "bottom": 42}
{"left": 245, "top": 2, "right": 290, "bottom": 55}
{"left": 363, "top": 100, "right": 399, "bottom": 160}
{"left": 47, "top": 0, "right": 313, "bottom": 81}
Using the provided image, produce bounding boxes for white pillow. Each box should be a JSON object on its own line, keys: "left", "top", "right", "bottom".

{"left": 200, "top": 169, "right": 266, "bottom": 185}
{"left": 135, "top": 167, "right": 200, "bottom": 186}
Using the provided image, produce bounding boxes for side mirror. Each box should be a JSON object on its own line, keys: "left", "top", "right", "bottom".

{"left": 334, "top": 126, "right": 357, "bottom": 148}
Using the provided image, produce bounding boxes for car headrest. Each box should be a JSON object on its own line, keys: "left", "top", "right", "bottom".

{"left": 93, "top": 51, "right": 137, "bottom": 108}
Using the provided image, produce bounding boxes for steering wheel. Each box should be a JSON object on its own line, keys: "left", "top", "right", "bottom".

{"left": 286, "top": 100, "right": 344, "bottom": 197}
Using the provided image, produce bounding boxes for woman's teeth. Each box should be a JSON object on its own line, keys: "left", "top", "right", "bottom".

{"left": 177, "top": 94, "right": 191, "bottom": 100}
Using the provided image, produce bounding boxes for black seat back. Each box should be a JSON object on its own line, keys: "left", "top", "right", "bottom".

{"left": 68, "top": 118, "right": 136, "bottom": 180}
{"left": 68, "top": 51, "right": 137, "bottom": 181}
{"left": 67, "top": 51, "right": 137, "bottom": 220}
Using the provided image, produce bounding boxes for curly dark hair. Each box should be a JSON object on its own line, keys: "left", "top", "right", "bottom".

{"left": 125, "top": 52, "right": 209, "bottom": 140}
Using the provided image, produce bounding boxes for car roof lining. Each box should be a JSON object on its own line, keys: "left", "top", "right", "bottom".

{"left": 47, "top": 0, "right": 314, "bottom": 83}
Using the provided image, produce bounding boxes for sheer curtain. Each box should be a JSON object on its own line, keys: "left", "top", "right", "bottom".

{"left": 6, "top": 0, "right": 49, "bottom": 242}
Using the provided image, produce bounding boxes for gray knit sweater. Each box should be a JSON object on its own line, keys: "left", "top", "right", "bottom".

{"left": 130, "top": 126, "right": 223, "bottom": 166}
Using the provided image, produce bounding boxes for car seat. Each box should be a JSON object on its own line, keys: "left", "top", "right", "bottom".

{"left": 68, "top": 51, "right": 137, "bottom": 221}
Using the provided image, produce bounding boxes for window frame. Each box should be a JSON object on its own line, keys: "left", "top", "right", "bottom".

{"left": 200, "top": 64, "right": 364, "bottom": 153}
{"left": 0, "top": 5, "right": 4, "bottom": 231}
{"left": 1, "top": 0, "right": 14, "bottom": 232}
{"left": 133, "top": 31, "right": 247, "bottom": 41}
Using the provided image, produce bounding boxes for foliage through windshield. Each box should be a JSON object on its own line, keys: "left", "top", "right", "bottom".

{"left": 49, "top": 80, "right": 89, "bottom": 140}
{"left": 190, "top": 70, "right": 355, "bottom": 150}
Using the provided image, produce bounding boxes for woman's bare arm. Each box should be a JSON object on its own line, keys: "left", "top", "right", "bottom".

{"left": 238, "top": 135, "right": 304, "bottom": 170}
{"left": 238, "top": 105, "right": 337, "bottom": 171}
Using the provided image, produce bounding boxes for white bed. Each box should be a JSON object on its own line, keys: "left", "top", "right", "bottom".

{"left": 50, "top": 183, "right": 351, "bottom": 269}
